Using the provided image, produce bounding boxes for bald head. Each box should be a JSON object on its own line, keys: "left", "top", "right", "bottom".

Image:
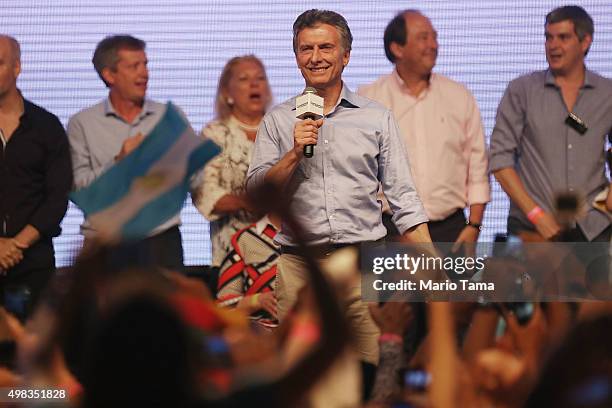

{"left": 0, "top": 35, "right": 21, "bottom": 65}
{"left": 0, "top": 35, "right": 21, "bottom": 98}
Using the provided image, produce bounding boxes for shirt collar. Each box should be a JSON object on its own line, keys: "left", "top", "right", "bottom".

{"left": 545, "top": 68, "right": 596, "bottom": 89}
{"left": 392, "top": 68, "right": 435, "bottom": 97}
{"left": 336, "top": 83, "right": 360, "bottom": 109}
{"left": 291, "top": 82, "right": 359, "bottom": 113}
{"left": 104, "top": 97, "right": 155, "bottom": 119}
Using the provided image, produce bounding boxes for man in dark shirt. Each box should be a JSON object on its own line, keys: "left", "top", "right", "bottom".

{"left": 0, "top": 35, "right": 72, "bottom": 317}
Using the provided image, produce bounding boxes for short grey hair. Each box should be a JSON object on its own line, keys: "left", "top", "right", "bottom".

{"left": 292, "top": 9, "right": 353, "bottom": 54}
{"left": 546, "top": 5, "right": 594, "bottom": 55}
{"left": 92, "top": 35, "right": 146, "bottom": 87}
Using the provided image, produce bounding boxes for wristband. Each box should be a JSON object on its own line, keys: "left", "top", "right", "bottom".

{"left": 379, "top": 333, "right": 403, "bottom": 344}
{"left": 289, "top": 320, "right": 320, "bottom": 343}
{"left": 527, "top": 206, "right": 544, "bottom": 224}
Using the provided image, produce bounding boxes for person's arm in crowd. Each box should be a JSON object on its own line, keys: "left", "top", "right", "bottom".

{"left": 0, "top": 307, "right": 82, "bottom": 399}
{"left": 541, "top": 302, "right": 574, "bottom": 348}
{"left": 462, "top": 305, "right": 500, "bottom": 362}
{"left": 474, "top": 304, "right": 548, "bottom": 407}
{"left": 489, "top": 79, "right": 560, "bottom": 240}
{"left": 367, "top": 302, "right": 413, "bottom": 404}
{"left": 427, "top": 302, "right": 460, "bottom": 408}
{"left": 378, "top": 110, "right": 430, "bottom": 242}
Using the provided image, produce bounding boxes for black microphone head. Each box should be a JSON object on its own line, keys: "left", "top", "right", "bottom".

{"left": 556, "top": 192, "right": 579, "bottom": 213}
{"left": 555, "top": 191, "right": 583, "bottom": 227}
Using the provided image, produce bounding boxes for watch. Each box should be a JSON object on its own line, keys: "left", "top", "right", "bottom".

{"left": 466, "top": 220, "right": 482, "bottom": 231}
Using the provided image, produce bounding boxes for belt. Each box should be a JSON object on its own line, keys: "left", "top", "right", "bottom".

{"left": 281, "top": 238, "right": 384, "bottom": 258}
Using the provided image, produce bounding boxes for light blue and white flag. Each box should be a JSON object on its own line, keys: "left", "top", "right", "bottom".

{"left": 71, "top": 102, "right": 220, "bottom": 241}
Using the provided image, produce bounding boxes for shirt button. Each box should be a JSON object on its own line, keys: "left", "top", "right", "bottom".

{"left": 568, "top": 144, "right": 573, "bottom": 149}
{"left": 324, "top": 140, "right": 329, "bottom": 144}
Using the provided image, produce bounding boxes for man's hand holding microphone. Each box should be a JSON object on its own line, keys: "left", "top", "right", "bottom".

{"left": 293, "top": 118, "right": 323, "bottom": 158}
{"left": 261, "top": 88, "right": 324, "bottom": 189}
{"left": 294, "top": 87, "right": 324, "bottom": 159}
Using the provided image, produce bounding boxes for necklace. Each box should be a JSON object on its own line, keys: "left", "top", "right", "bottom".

{"left": 233, "top": 116, "right": 260, "bottom": 132}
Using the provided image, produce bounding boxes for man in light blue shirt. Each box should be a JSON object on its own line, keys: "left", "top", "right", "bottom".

{"left": 246, "top": 10, "right": 430, "bottom": 367}
{"left": 68, "top": 35, "right": 184, "bottom": 269}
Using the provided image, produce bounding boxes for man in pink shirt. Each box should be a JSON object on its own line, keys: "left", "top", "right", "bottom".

{"left": 359, "top": 10, "right": 490, "bottom": 243}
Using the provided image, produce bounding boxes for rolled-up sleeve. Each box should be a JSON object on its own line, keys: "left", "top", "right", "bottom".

{"left": 245, "top": 113, "right": 282, "bottom": 195}
{"left": 489, "top": 79, "right": 526, "bottom": 173}
{"left": 378, "top": 110, "right": 428, "bottom": 234}
{"left": 464, "top": 93, "right": 491, "bottom": 205}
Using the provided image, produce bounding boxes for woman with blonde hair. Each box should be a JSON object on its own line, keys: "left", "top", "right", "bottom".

{"left": 193, "top": 55, "right": 272, "bottom": 270}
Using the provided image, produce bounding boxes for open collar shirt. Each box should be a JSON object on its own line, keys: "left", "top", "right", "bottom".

{"left": 67, "top": 98, "right": 180, "bottom": 236}
{"left": 489, "top": 69, "right": 612, "bottom": 240}
{"left": 246, "top": 85, "right": 427, "bottom": 246}
{"left": 358, "top": 71, "right": 490, "bottom": 221}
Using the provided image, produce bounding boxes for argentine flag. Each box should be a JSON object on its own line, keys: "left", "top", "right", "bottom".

{"left": 71, "top": 102, "right": 220, "bottom": 241}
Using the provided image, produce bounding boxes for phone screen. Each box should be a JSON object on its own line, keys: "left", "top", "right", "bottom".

{"left": 404, "top": 370, "right": 431, "bottom": 391}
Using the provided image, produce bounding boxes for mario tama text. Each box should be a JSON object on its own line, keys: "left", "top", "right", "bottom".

{"left": 372, "top": 278, "right": 494, "bottom": 292}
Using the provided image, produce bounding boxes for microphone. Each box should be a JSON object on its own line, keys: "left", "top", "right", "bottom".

{"left": 295, "top": 87, "right": 324, "bottom": 158}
